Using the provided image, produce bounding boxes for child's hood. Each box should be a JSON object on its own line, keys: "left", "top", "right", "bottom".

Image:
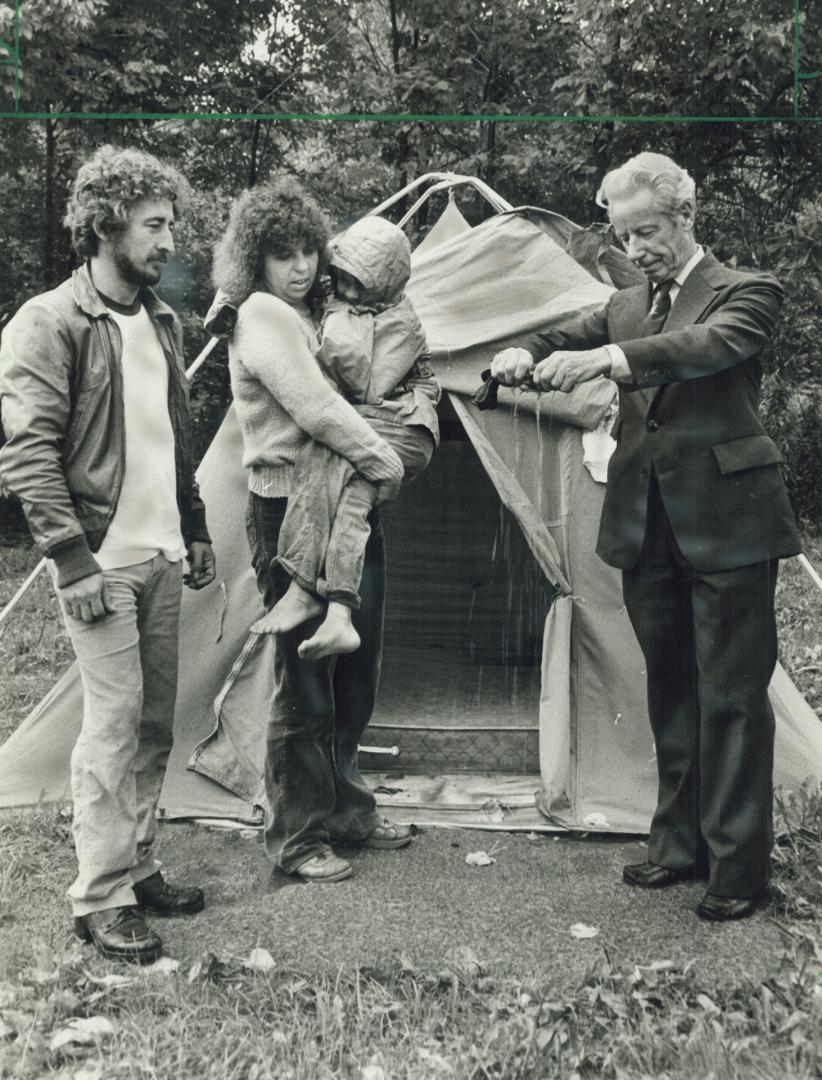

{"left": 326, "top": 216, "right": 412, "bottom": 307}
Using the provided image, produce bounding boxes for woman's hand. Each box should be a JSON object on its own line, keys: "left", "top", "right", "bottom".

{"left": 357, "top": 443, "right": 404, "bottom": 484}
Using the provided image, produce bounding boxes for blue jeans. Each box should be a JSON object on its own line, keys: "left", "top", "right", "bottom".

{"left": 54, "top": 554, "right": 182, "bottom": 915}
{"left": 246, "top": 493, "right": 383, "bottom": 872}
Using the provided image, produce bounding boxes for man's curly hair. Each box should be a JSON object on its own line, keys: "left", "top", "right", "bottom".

{"left": 64, "top": 144, "right": 189, "bottom": 259}
{"left": 212, "top": 177, "right": 330, "bottom": 304}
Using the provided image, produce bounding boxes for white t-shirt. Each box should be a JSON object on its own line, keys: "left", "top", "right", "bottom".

{"left": 95, "top": 303, "right": 186, "bottom": 571}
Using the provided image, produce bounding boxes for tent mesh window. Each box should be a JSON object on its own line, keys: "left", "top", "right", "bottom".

{"left": 366, "top": 397, "right": 555, "bottom": 775}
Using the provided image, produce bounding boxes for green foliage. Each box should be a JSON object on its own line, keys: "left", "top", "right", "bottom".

{"left": 0, "top": 0, "right": 820, "bottom": 515}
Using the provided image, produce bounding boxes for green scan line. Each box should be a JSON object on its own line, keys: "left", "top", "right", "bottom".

{"left": 0, "top": 111, "right": 820, "bottom": 123}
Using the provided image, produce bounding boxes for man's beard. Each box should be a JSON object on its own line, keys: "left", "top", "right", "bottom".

{"left": 112, "top": 246, "right": 164, "bottom": 288}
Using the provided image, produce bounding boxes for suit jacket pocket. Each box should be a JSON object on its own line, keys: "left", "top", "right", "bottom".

{"left": 711, "top": 434, "right": 783, "bottom": 475}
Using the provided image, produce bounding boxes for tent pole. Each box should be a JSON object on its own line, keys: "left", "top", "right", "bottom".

{"left": 367, "top": 172, "right": 459, "bottom": 218}
{"left": 0, "top": 559, "right": 46, "bottom": 629}
{"left": 798, "top": 553, "right": 822, "bottom": 595}
{"left": 396, "top": 177, "right": 513, "bottom": 229}
{"left": 0, "top": 335, "right": 220, "bottom": 632}
{"left": 185, "top": 335, "right": 221, "bottom": 380}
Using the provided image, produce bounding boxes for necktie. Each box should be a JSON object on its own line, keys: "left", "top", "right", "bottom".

{"left": 640, "top": 279, "right": 674, "bottom": 337}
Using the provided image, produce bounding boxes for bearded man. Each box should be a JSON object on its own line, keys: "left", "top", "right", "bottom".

{"left": 0, "top": 145, "right": 215, "bottom": 961}
{"left": 492, "top": 151, "right": 801, "bottom": 921}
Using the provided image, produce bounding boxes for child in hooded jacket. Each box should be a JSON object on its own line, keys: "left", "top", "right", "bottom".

{"left": 252, "top": 215, "right": 439, "bottom": 659}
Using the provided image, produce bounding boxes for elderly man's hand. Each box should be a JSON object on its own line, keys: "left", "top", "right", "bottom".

{"left": 490, "top": 347, "right": 535, "bottom": 387}
{"left": 532, "top": 347, "right": 612, "bottom": 393}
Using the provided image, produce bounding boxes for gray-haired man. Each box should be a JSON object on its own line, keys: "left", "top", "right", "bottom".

{"left": 492, "top": 151, "right": 800, "bottom": 920}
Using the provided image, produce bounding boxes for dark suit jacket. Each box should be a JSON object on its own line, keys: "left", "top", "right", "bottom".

{"left": 525, "top": 251, "right": 802, "bottom": 572}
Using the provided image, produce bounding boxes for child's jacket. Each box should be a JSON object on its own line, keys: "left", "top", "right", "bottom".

{"left": 319, "top": 216, "right": 440, "bottom": 442}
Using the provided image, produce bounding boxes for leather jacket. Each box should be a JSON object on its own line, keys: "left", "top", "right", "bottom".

{"left": 0, "top": 264, "right": 209, "bottom": 586}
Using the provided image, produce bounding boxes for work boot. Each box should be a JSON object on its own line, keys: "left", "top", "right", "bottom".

{"left": 134, "top": 870, "right": 205, "bottom": 916}
{"left": 74, "top": 906, "right": 163, "bottom": 964}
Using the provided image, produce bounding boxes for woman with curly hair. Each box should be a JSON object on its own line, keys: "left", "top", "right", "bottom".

{"left": 206, "top": 177, "right": 411, "bottom": 883}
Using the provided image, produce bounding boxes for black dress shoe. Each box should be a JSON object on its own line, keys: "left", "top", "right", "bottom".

{"left": 74, "top": 906, "right": 163, "bottom": 964}
{"left": 134, "top": 870, "right": 205, "bottom": 916}
{"left": 696, "top": 893, "right": 757, "bottom": 921}
{"left": 622, "top": 861, "right": 690, "bottom": 888}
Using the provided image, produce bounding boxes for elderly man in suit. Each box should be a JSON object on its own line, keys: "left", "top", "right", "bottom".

{"left": 491, "top": 151, "right": 801, "bottom": 921}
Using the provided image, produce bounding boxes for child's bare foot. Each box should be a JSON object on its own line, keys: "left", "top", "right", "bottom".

{"left": 250, "top": 580, "right": 323, "bottom": 635}
{"left": 298, "top": 602, "right": 361, "bottom": 660}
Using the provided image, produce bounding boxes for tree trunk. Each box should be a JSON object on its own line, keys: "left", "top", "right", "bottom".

{"left": 44, "top": 112, "right": 57, "bottom": 287}
{"left": 249, "top": 119, "right": 261, "bottom": 187}
{"left": 388, "top": 0, "right": 408, "bottom": 215}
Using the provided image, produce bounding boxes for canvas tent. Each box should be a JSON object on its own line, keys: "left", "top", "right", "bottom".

{"left": 1, "top": 175, "right": 820, "bottom": 833}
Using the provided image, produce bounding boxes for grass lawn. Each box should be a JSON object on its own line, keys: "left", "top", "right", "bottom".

{"left": 0, "top": 528, "right": 821, "bottom": 1079}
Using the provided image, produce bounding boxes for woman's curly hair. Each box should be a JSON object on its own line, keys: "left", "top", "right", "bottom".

{"left": 64, "top": 144, "right": 189, "bottom": 259}
{"left": 211, "top": 176, "right": 330, "bottom": 305}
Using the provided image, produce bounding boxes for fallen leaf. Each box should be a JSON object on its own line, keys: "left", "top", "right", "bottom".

{"left": 569, "top": 923, "right": 600, "bottom": 939}
{"left": 442, "top": 945, "right": 484, "bottom": 978}
{"left": 696, "top": 993, "right": 720, "bottom": 1013}
{"left": 74, "top": 1070, "right": 104, "bottom": 1080}
{"left": 27, "top": 941, "right": 60, "bottom": 985}
{"left": 481, "top": 799, "right": 507, "bottom": 824}
{"left": 245, "top": 948, "right": 276, "bottom": 972}
{"left": 635, "top": 960, "right": 677, "bottom": 973}
{"left": 416, "top": 1046, "right": 453, "bottom": 1073}
{"left": 361, "top": 1065, "right": 386, "bottom": 1080}
{"left": 142, "top": 957, "right": 180, "bottom": 976}
{"left": 465, "top": 851, "right": 495, "bottom": 867}
{"left": 186, "top": 950, "right": 222, "bottom": 984}
{"left": 779, "top": 1009, "right": 807, "bottom": 1034}
{"left": 84, "top": 972, "right": 134, "bottom": 990}
{"left": 49, "top": 1016, "right": 115, "bottom": 1051}
{"left": 398, "top": 953, "right": 417, "bottom": 974}
{"left": 239, "top": 829, "right": 259, "bottom": 839}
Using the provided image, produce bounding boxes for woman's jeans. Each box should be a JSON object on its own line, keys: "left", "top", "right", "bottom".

{"left": 246, "top": 492, "right": 383, "bottom": 872}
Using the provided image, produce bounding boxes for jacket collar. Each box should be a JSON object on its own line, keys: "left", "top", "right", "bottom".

{"left": 72, "top": 262, "right": 176, "bottom": 323}
{"left": 663, "top": 249, "right": 728, "bottom": 332}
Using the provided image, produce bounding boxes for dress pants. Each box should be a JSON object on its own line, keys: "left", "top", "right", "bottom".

{"left": 621, "top": 475, "right": 778, "bottom": 898}
{"left": 245, "top": 493, "right": 383, "bottom": 873}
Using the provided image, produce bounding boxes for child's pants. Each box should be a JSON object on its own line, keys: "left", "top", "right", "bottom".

{"left": 277, "top": 417, "right": 435, "bottom": 608}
